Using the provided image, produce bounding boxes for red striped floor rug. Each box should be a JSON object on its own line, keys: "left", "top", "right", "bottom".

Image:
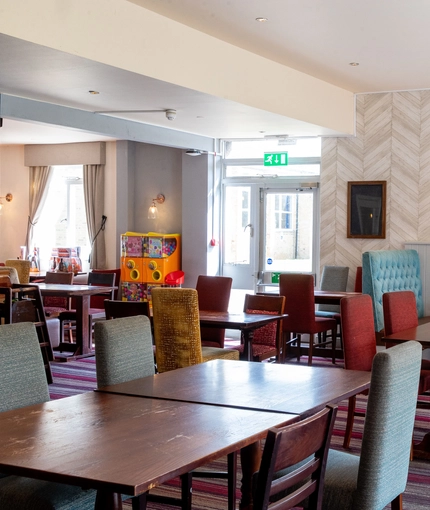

{"left": 49, "top": 359, "right": 430, "bottom": 509}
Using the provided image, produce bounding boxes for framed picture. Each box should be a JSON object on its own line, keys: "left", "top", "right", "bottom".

{"left": 347, "top": 181, "right": 386, "bottom": 238}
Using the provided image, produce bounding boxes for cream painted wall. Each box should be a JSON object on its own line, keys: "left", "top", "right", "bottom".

{"left": 0, "top": 145, "right": 29, "bottom": 261}
{"left": 320, "top": 90, "right": 430, "bottom": 291}
{"left": 0, "top": 0, "right": 354, "bottom": 135}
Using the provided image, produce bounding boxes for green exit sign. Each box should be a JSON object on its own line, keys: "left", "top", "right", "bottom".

{"left": 264, "top": 152, "right": 289, "bottom": 166}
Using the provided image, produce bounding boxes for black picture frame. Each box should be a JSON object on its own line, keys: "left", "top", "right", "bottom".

{"left": 347, "top": 181, "right": 386, "bottom": 239}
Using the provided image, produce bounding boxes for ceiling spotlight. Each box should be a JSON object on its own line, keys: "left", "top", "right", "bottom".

{"left": 349, "top": 62, "right": 359, "bottom": 67}
{"left": 89, "top": 90, "right": 100, "bottom": 94}
{"left": 255, "top": 17, "right": 268, "bottom": 22}
{"left": 165, "top": 109, "right": 176, "bottom": 121}
{"left": 185, "top": 149, "right": 203, "bottom": 156}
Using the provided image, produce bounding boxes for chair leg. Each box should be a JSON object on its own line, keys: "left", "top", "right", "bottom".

{"left": 343, "top": 395, "right": 356, "bottom": 449}
{"left": 391, "top": 494, "right": 403, "bottom": 510}
{"left": 331, "top": 328, "right": 336, "bottom": 364}
{"left": 308, "top": 334, "right": 313, "bottom": 366}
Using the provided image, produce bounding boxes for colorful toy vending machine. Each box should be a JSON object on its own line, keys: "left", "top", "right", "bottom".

{"left": 120, "top": 232, "right": 181, "bottom": 304}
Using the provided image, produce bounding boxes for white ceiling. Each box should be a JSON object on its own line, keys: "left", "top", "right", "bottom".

{"left": 1, "top": 0, "right": 429, "bottom": 145}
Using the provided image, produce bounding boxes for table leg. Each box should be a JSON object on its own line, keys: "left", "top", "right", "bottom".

{"left": 242, "top": 331, "right": 254, "bottom": 361}
{"left": 239, "top": 440, "right": 262, "bottom": 510}
{"left": 95, "top": 490, "right": 123, "bottom": 509}
{"left": 75, "top": 294, "right": 91, "bottom": 356}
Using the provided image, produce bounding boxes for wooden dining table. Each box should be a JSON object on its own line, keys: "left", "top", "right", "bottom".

{"left": 34, "top": 283, "right": 116, "bottom": 360}
{"left": 0, "top": 391, "right": 296, "bottom": 510}
{"left": 198, "top": 310, "right": 288, "bottom": 361}
{"left": 98, "top": 359, "right": 371, "bottom": 507}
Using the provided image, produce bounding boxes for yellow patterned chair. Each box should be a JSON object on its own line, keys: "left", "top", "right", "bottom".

{"left": 151, "top": 286, "right": 239, "bottom": 510}
{"left": 5, "top": 259, "right": 31, "bottom": 283}
{"left": 151, "top": 287, "right": 239, "bottom": 374}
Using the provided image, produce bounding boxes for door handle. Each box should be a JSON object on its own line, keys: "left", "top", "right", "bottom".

{"left": 244, "top": 223, "right": 254, "bottom": 237}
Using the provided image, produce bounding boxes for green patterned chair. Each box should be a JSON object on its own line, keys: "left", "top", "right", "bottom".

{"left": 322, "top": 341, "right": 422, "bottom": 510}
{"left": 0, "top": 322, "right": 97, "bottom": 509}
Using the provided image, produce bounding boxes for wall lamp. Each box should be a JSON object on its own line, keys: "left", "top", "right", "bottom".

{"left": 0, "top": 193, "right": 13, "bottom": 212}
{"left": 148, "top": 193, "right": 165, "bottom": 219}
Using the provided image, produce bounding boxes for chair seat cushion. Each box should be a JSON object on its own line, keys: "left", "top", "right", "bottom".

{"left": 202, "top": 347, "right": 239, "bottom": 362}
{"left": 322, "top": 449, "right": 359, "bottom": 510}
{"left": 0, "top": 475, "right": 97, "bottom": 510}
{"left": 44, "top": 306, "right": 68, "bottom": 318}
{"left": 230, "top": 343, "right": 277, "bottom": 359}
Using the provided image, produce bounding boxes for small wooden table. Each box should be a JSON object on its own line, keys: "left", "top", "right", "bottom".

{"left": 198, "top": 311, "right": 288, "bottom": 361}
{"left": 35, "top": 283, "right": 116, "bottom": 360}
{"left": 383, "top": 324, "right": 430, "bottom": 459}
{"left": 0, "top": 391, "right": 296, "bottom": 510}
{"left": 314, "top": 290, "right": 361, "bottom": 305}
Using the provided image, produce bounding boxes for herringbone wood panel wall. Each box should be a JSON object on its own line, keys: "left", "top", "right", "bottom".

{"left": 321, "top": 91, "right": 430, "bottom": 290}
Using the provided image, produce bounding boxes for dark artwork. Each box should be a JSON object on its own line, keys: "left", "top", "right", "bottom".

{"left": 347, "top": 182, "right": 386, "bottom": 239}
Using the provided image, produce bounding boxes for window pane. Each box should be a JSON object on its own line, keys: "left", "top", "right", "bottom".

{"left": 224, "top": 186, "right": 251, "bottom": 265}
{"left": 32, "top": 165, "right": 90, "bottom": 271}
{"left": 265, "top": 192, "right": 313, "bottom": 273}
{"left": 225, "top": 164, "right": 320, "bottom": 178}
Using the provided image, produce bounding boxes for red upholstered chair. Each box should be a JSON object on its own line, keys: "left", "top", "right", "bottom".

{"left": 340, "top": 294, "right": 376, "bottom": 448}
{"left": 383, "top": 290, "right": 430, "bottom": 391}
{"left": 229, "top": 293, "right": 285, "bottom": 362}
{"left": 196, "top": 275, "right": 232, "bottom": 348}
{"left": 279, "top": 273, "right": 337, "bottom": 366}
{"left": 42, "top": 271, "right": 74, "bottom": 317}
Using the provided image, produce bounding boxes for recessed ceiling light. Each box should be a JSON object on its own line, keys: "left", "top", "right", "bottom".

{"left": 255, "top": 17, "right": 268, "bottom": 22}
{"left": 89, "top": 90, "right": 100, "bottom": 94}
{"left": 349, "top": 62, "right": 359, "bottom": 67}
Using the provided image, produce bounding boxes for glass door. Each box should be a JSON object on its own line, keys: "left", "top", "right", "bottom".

{"left": 258, "top": 187, "right": 318, "bottom": 292}
{"left": 222, "top": 184, "right": 258, "bottom": 290}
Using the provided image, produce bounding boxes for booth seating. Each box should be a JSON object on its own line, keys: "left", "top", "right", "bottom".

{"left": 362, "top": 249, "right": 427, "bottom": 333}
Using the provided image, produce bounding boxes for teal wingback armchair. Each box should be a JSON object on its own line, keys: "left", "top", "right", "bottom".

{"left": 362, "top": 249, "right": 424, "bottom": 332}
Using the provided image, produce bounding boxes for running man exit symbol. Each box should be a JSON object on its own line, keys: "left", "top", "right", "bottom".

{"left": 264, "top": 152, "right": 289, "bottom": 166}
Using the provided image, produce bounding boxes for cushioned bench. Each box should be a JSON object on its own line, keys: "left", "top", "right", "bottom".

{"left": 362, "top": 249, "right": 424, "bottom": 332}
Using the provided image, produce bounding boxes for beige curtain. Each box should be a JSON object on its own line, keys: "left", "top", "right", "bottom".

{"left": 25, "top": 166, "right": 53, "bottom": 256}
{"left": 83, "top": 164, "right": 106, "bottom": 269}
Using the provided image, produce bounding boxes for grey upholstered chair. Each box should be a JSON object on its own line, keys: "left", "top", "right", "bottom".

{"left": 94, "top": 315, "right": 192, "bottom": 510}
{"left": 316, "top": 265, "right": 349, "bottom": 314}
{"left": 94, "top": 315, "right": 155, "bottom": 387}
{"left": 0, "top": 322, "right": 97, "bottom": 509}
{"left": 322, "top": 341, "right": 422, "bottom": 510}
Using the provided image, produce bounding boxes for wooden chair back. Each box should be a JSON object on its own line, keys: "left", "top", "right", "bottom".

{"left": 43, "top": 271, "right": 74, "bottom": 311}
{"left": 87, "top": 271, "right": 116, "bottom": 310}
{"left": 253, "top": 405, "right": 337, "bottom": 510}
{"left": 104, "top": 299, "right": 150, "bottom": 320}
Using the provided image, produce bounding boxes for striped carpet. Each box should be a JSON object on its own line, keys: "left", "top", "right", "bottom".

{"left": 49, "top": 358, "right": 430, "bottom": 509}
